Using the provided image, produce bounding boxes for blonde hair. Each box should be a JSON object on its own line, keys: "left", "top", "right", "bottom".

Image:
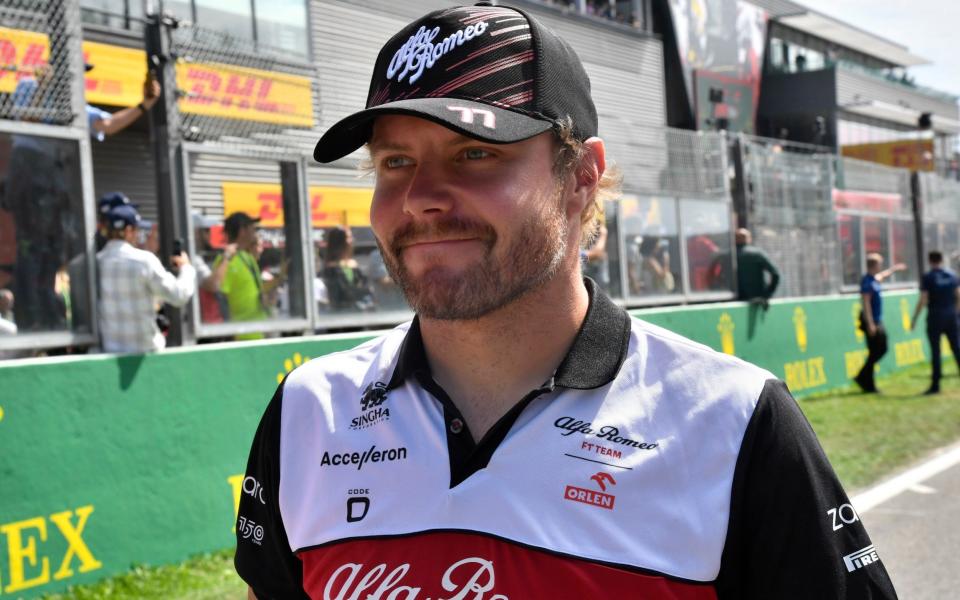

{"left": 552, "top": 118, "right": 622, "bottom": 247}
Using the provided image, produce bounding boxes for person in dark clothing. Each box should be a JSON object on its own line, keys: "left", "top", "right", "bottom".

{"left": 856, "top": 253, "right": 906, "bottom": 393}
{"left": 910, "top": 250, "right": 960, "bottom": 394}
{"left": 321, "top": 226, "right": 374, "bottom": 312}
{"left": 734, "top": 228, "right": 780, "bottom": 303}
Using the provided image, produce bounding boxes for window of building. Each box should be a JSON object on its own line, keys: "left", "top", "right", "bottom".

{"left": 838, "top": 213, "right": 862, "bottom": 287}
{"left": 621, "top": 196, "right": 681, "bottom": 299}
{"left": 254, "top": 0, "right": 309, "bottom": 58}
{"left": 890, "top": 219, "right": 917, "bottom": 283}
{"left": 0, "top": 133, "right": 91, "bottom": 343}
{"left": 680, "top": 198, "right": 732, "bottom": 293}
{"left": 80, "top": 0, "right": 145, "bottom": 30}
{"left": 187, "top": 154, "right": 309, "bottom": 340}
{"left": 195, "top": 0, "right": 254, "bottom": 40}
{"left": 81, "top": 0, "right": 310, "bottom": 61}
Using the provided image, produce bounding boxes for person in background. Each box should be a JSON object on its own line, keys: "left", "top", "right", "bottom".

{"left": 910, "top": 250, "right": 960, "bottom": 394}
{"left": 192, "top": 212, "right": 235, "bottom": 324}
{"left": 258, "top": 243, "right": 288, "bottom": 318}
{"left": 366, "top": 246, "right": 406, "bottom": 311}
{"left": 637, "top": 234, "right": 673, "bottom": 293}
{"left": 217, "top": 212, "right": 285, "bottom": 340}
{"left": 856, "top": 252, "right": 906, "bottom": 393}
{"left": 581, "top": 223, "right": 609, "bottom": 290}
{"left": 96, "top": 203, "right": 195, "bottom": 353}
{"left": 321, "top": 226, "right": 374, "bottom": 312}
{"left": 734, "top": 228, "right": 779, "bottom": 305}
{"left": 0, "top": 289, "right": 16, "bottom": 336}
{"left": 0, "top": 288, "right": 25, "bottom": 360}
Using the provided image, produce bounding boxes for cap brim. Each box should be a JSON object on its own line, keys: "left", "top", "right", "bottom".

{"left": 313, "top": 98, "right": 553, "bottom": 163}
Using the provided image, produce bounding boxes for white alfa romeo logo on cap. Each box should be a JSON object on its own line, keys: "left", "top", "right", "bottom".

{"left": 447, "top": 106, "right": 496, "bottom": 128}
{"left": 387, "top": 22, "right": 489, "bottom": 85}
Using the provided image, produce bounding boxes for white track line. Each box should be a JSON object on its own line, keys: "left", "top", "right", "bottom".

{"left": 852, "top": 440, "right": 960, "bottom": 514}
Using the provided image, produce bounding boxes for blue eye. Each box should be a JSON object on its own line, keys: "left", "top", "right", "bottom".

{"left": 463, "top": 148, "right": 491, "bottom": 160}
{"left": 384, "top": 156, "right": 413, "bottom": 168}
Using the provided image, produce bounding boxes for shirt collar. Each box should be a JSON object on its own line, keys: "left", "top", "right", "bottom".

{"left": 386, "top": 278, "right": 632, "bottom": 391}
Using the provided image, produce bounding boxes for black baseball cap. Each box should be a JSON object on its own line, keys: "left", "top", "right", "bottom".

{"left": 224, "top": 211, "right": 261, "bottom": 240}
{"left": 313, "top": 2, "right": 598, "bottom": 163}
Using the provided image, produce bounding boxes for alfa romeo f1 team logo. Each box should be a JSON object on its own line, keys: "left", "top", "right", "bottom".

{"left": 564, "top": 472, "right": 617, "bottom": 510}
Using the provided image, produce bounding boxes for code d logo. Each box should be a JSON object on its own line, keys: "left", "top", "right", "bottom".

{"left": 347, "top": 496, "right": 370, "bottom": 523}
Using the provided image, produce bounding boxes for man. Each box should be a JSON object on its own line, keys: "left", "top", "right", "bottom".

{"left": 216, "top": 212, "right": 285, "bottom": 339}
{"left": 734, "top": 228, "right": 779, "bottom": 304}
{"left": 235, "top": 4, "right": 897, "bottom": 598}
{"left": 96, "top": 203, "right": 195, "bottom": 353}
{"left": 68, "top": 191, "right": 142, "bottom": 332}
{"left": 856, "top": 253, "right": 906, "bottom": 393}
{"left": 910, "top": 250, "right": 960, "bottom": 394}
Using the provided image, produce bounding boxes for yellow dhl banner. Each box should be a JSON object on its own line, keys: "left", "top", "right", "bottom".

{"left": 83, "top": 41, "right": 148, "bottom": 107}
{"left": 0, "top": 28, "right": 313, "bottom": 127}
{"left": 177, "top": 61, "right": 314, "bottom": 127}
{"left": 0, "top": 27, "right": 50, "bottom": 93}
{"left": 841, "top": 139, "right": 934, "bottom": 172}
{"left": 222, "top": 182, "right": 372, "bottom": 229}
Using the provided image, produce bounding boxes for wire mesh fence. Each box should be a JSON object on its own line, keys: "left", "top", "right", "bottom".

{"left": 919, "top": 171, "right": 960, "bottom": 223}
{"left": 609, "top": 120, "right": 728, "bottom": 199}
{"left": 919, "top": 171, "right": 960, "bottom": 268}
{"left": 169, "top": 22, "right": 319, "bottom": 157}
{"left": 739, "top": 134, "right": 841, "bottom": 297}
{"left": 836, "top": 155, "right": 912, "bottom": 203}
{"left": 0, "top": 0, "right": 81, "bottom": 127}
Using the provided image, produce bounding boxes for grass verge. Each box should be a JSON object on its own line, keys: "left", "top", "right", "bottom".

{"left": 44, "top": 364, "right": 960, "bottom": 599}
{"left": 39, "top": 550, "right": 246, "bottom": 600}
{"left": 800, "top": 363, "right": 960, "bottom": 490}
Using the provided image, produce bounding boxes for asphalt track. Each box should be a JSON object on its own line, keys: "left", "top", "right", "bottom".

{"left": 853, "top": 442, "right": 960, "bottom": 599}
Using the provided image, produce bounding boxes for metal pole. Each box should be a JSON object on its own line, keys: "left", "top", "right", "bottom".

{"left": 911, "top": 171, "right": 925, "bottom": 283}
{"left": 145, "top": 11, "right": 188, "bottom": 346}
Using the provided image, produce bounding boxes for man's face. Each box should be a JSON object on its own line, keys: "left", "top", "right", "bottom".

{"left": 239, "top": 223, "right": 259, "bottom": 249}
{"left": 369, "top": 115, "right": 574, "bottom": 320}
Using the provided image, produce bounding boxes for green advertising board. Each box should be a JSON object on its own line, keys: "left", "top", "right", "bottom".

{"left": 0, "top": 291, "right": 938, "bottom": 596}
{"left": 635, "top": 290, "right": 931, "bottom": 397}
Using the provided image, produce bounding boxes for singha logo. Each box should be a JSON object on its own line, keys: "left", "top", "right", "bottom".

{"left": 352, "top": 382, "right": 391, "bottom": 430}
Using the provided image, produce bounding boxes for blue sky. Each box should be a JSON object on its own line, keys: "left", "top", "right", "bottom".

{"left": 796, "top": 0, "right": 960, "bottom": 98}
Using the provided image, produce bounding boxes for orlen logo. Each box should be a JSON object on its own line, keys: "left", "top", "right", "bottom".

{"left": 564, "top": 472, "right": 616, "bottom": 510}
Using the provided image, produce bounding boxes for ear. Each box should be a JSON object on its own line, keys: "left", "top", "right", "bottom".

{"left": 566, "top": 137, "right": 606, "bottom": 220}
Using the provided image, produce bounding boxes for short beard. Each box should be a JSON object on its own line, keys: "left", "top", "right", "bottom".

{"left": 379, "top": 205, "right": 568, "bottom": 321}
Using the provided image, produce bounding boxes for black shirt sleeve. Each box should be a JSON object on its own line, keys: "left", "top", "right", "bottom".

{"left": 715, "top": 379, "right": 898, "bottom": 599}
{"left": 234, "top": 380, "right": 309, "bottom": 600}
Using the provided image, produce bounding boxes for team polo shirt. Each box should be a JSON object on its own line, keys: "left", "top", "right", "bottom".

{"left": 235, "top": 280, "right": 897, "bottom": 599}
{"left": 921, "top": 267, "right": 959, "bottom": 320}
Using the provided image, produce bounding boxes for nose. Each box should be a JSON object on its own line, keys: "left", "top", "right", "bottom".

{"left": 402, "top": 159, "right": 454, "bottom": 218}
